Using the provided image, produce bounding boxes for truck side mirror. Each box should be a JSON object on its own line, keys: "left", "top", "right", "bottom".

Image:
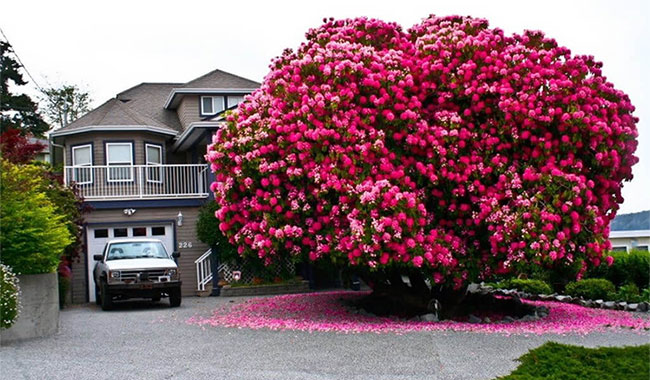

{"left": 93, "top": 254, "right": 104, "bottom": 261}
{"left": 172, "top": 251, "right": 180, "bottom": 259}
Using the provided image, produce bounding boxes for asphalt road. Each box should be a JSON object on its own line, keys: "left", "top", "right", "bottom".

{"left": 1, "top": 296, "right": 649, "bottom": 380}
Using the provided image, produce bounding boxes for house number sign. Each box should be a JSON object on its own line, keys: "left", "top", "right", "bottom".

{"left": 178, "top": 241, "right": 193, "bottom": 249}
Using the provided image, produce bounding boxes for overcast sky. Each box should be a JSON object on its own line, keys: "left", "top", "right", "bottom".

{"left": 2, "top": 0, "right": 648, "bottom": 214}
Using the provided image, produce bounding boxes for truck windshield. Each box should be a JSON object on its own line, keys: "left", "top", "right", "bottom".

{"left": 106, "top": 242, "right": 169, "bottom": 260}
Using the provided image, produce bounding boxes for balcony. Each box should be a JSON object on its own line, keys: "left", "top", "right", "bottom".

{"left": 64, "top": 164, "right": 210, "bottom": 200}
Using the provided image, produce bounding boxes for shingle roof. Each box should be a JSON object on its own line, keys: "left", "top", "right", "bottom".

{"left": 50, "top": 69, "right": 259, "bottom": 137}
{"left": 182, "top": 68, "right": 260, "bottom": 89}
{"left": 610, "top": 210, "right": 650, "bottom": 231}
{"left": 52, "top": 97, "right": 179, "bottom": 135}
{"left": 116, "top": 83, "right": 183, "bottom": 132}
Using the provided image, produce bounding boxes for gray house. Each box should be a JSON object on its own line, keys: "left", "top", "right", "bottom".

{"left": 609, "top": 210, "right": 650, "bottom": 252}
{"left": 50, "top": 69, "right": 259, "bottom": 303}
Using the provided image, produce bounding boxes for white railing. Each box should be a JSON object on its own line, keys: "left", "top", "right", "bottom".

{"left": 195, "top": 248, "right": 213, "bottom": 291}
{"left": 64, "top": 164, "right": 210, "bottom": 200}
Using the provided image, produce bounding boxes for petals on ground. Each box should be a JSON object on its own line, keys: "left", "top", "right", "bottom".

{"left": 187, "top": 291, "right": 650, "bottom": 335}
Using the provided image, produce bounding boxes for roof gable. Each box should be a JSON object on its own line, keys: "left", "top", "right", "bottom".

{"left": 182, "top": 68, "right": 260, "bottom": 89}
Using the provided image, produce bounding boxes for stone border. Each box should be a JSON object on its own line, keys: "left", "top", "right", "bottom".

{"left": 220, "top": 281, "right": 311, "bottom": 297}
{"left": 479, "top": 285, "right": 650, "bottom": 313}
{"left": 1, "top": 273, "right": 59, "bottom": 345}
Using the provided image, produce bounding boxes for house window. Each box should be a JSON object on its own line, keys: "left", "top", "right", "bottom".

{"left": 113, "top": 228, "right": 128, "bottom": 237}
{"left": 227, "top": 95, "right": 245, "bottom": 109}
{"left": 72, "top": 144, "right": 93, "bottom": 184}
{"left": 106, "top": 142, "right": 133, "bottom": 182}
{"left": 94, "top": 229, "right": 108, "bottom": 238}
{"left": 145, "top": 143, "right": 163, "bottom": 183}
{"left": 636, "top": 245, "right": 649, "bottom": 251}
{"left": 611, "top": 246, "right": 628, "bottom": 253}
{"left": 132, "top": 227, "right": 147, "bottom": 237}
{"left": 151, "top": 226, "right": 166, "bottom": 236}
{"left": 200, "top": 96, "right": 225, "bottom": 116}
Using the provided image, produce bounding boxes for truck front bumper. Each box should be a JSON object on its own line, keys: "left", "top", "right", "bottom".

{"left": 106, "top": 281, "right": 181, "bottom": 299}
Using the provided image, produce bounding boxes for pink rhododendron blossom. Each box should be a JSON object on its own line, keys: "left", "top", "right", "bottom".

{"left": 188, "top": 291, "right": 650, "bottom": 335}
{"left": 206, "top": 16, "right": 638, "bottom": 286}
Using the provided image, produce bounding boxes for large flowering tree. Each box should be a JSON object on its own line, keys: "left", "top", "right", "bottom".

{"left": 206, "top": 16, "right": 638, "bottom": 311}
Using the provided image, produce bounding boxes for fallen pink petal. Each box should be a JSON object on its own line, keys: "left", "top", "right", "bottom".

{"left": 187, "top": 291, "right": 650, "bottom": 335}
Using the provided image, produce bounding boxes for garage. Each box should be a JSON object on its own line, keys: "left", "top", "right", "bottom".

{"left": 86, "top": 223, "right": 175, "bottom": 302}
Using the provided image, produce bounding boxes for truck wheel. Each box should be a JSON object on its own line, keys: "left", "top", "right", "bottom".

{"left": 100, "top": 282, "right": 113, "bottom": 311}
{"left": 95, "top": 286, "right": 101, "bottom": 305}
{"left": 169, "top": 288, "right": 181, "bottom": 308}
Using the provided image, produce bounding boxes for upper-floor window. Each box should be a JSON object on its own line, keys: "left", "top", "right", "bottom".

{"left": 106, "top": 142, "right": 133, "bottom": 182}
{"left": 201, "top": 96, "right": 225, "bottom": 116}
{"left": 145, "top": 143, "right": 163, "bottom": 183}
{"left": 72, "top": 144, "right": 93, "bottom": 184}
{"left": 227, "top": 95, "right": 245, "bottom": 109}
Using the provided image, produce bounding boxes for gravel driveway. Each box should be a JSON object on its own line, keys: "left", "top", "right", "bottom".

{"left": 1, "top": 296, "right": 648, "bottom": 380}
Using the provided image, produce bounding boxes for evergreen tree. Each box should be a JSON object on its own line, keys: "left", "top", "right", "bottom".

{"left": 0, "top": 41, "right": 49, "bottom": 137}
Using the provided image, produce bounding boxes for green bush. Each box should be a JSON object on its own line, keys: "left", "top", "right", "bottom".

{"left": 58, "top": 275, "right": 70, "bottom": 309}
{"left": 642, "top": 288, "right": 650, "bottom": 303}
{"left": 499, "top": 279, "right": 552, "bottom": 295}
{"left": 498, "top": 342, "right": 650, "bottom": 380}
{"left": 611, "top": 283, "right": 648, "bottom": 303}
{"left": 587, "top": 249, "right": 649, "bottom": 290}
{"left": 565, "top": 278, "right": 616, "bottom": 300}
{"left": 0, "top": 264, "right": 20, "bottom": 329}
{"left": 196, "top": 201, "right": 239, "bottom": 263}
{"left": 0, "top": 160, "right": 72, "bottom": 274}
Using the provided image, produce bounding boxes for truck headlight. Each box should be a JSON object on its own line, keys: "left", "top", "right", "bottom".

{"left": 167, "top": 269, "right": 177, "bottom": 276}
{"left": 110, "top": 271, "right": 120, "bottom": 279}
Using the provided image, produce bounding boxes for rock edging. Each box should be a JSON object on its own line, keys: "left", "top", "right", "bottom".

{"left": 479, "top": 284, "right": 650, "bottom": 313}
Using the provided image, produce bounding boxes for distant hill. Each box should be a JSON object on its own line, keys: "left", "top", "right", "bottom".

{"left": 610, "top": 210, "right": 650, "bottom": 231}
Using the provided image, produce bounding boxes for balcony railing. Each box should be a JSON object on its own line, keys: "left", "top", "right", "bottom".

{"left": 64, "top": 164, "right": 210, "bottom": 200}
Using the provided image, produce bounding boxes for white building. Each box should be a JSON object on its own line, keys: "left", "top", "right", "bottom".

{"left": 609, "top": 210, "right": 650, "bottom": 252}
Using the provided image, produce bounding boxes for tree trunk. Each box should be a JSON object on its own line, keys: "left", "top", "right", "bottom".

{"left": 358, "top": 269, "right": 467, "bottom": 319}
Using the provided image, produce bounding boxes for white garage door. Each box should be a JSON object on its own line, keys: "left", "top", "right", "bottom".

{"left": 86, "top": 224, "right": 174, "bottom": 302}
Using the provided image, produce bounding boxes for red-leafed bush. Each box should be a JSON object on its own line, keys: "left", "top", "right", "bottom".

{"left": 0, "top": 129, "right": 46, "bottom": 164}
{"left": 206, "top": 16, "right": 638, "bottom": 309}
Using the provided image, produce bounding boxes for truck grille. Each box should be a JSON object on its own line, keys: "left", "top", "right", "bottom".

{"left": 119, "top": 269, "right": 167, "bottom": 282}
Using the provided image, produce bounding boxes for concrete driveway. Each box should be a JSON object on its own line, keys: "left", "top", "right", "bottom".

{"left": 1, "top": 296, "right": 648, "bottom": 380}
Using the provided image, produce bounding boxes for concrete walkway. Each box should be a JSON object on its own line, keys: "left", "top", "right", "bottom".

{"left": 1, "top": 297, "right": 648, "bottom": 380}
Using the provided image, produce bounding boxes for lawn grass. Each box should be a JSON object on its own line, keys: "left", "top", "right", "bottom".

{"left": 497, "top": 342, "right": 650, "bottom": 380}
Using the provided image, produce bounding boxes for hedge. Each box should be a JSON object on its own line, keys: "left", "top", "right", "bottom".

{"left": 565, "top": 278, "right": 616, "bottom": 300}
{"left": 587, "top": 249, "right": 649, "bottom": 290}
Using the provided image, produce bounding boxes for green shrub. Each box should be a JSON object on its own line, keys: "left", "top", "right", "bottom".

{"left": 0, "top": 160, "right": 72, "bottom": 274}
{"left": 0, "top": 264, "right": 20, "bottom": 329}
{"left": 565, "top": 278, "right": 616, "bottom": 300}
{"left": 587, "top": 249, "right": 649, "bottom": 290}
{"left": 623, "top": 250, "right": 650, "bottom": 289}
{"left": 611, "top": 283, "right": 645, "bottom": 303}
{"left": 196, "top": 201, "right": 239, "bottom": 263}
{"left": 58, "top": 275, "right": 70, "bottom": 309}
{"left": 642, "top": 288, "right": 650, "bottom": 303}
{"left": 498, "top": 342, "right": 650, "bottom": 380}
{"left": 500, "top": 279, "right": 552, "bottom": 295}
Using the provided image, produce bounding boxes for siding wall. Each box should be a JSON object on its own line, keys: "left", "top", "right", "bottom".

{"left": 609, "top": 236, "right": 650, "bottom": 252}
{"left": 177, "top": 96, "right": 201, "bottom": 130}
{"left": 71, "top": 205, "right": 209, "bottom": 303}
{"left": 65, "top": 131, "right": 168, "bottom": 166}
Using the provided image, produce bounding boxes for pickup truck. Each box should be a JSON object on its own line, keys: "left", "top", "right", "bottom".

{"left": 93, "top": 238, "right": 182, "bottom": 310}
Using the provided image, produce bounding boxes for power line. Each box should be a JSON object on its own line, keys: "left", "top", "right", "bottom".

{"left": 0, "top": 26, "right": 48, "bottom": 93}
